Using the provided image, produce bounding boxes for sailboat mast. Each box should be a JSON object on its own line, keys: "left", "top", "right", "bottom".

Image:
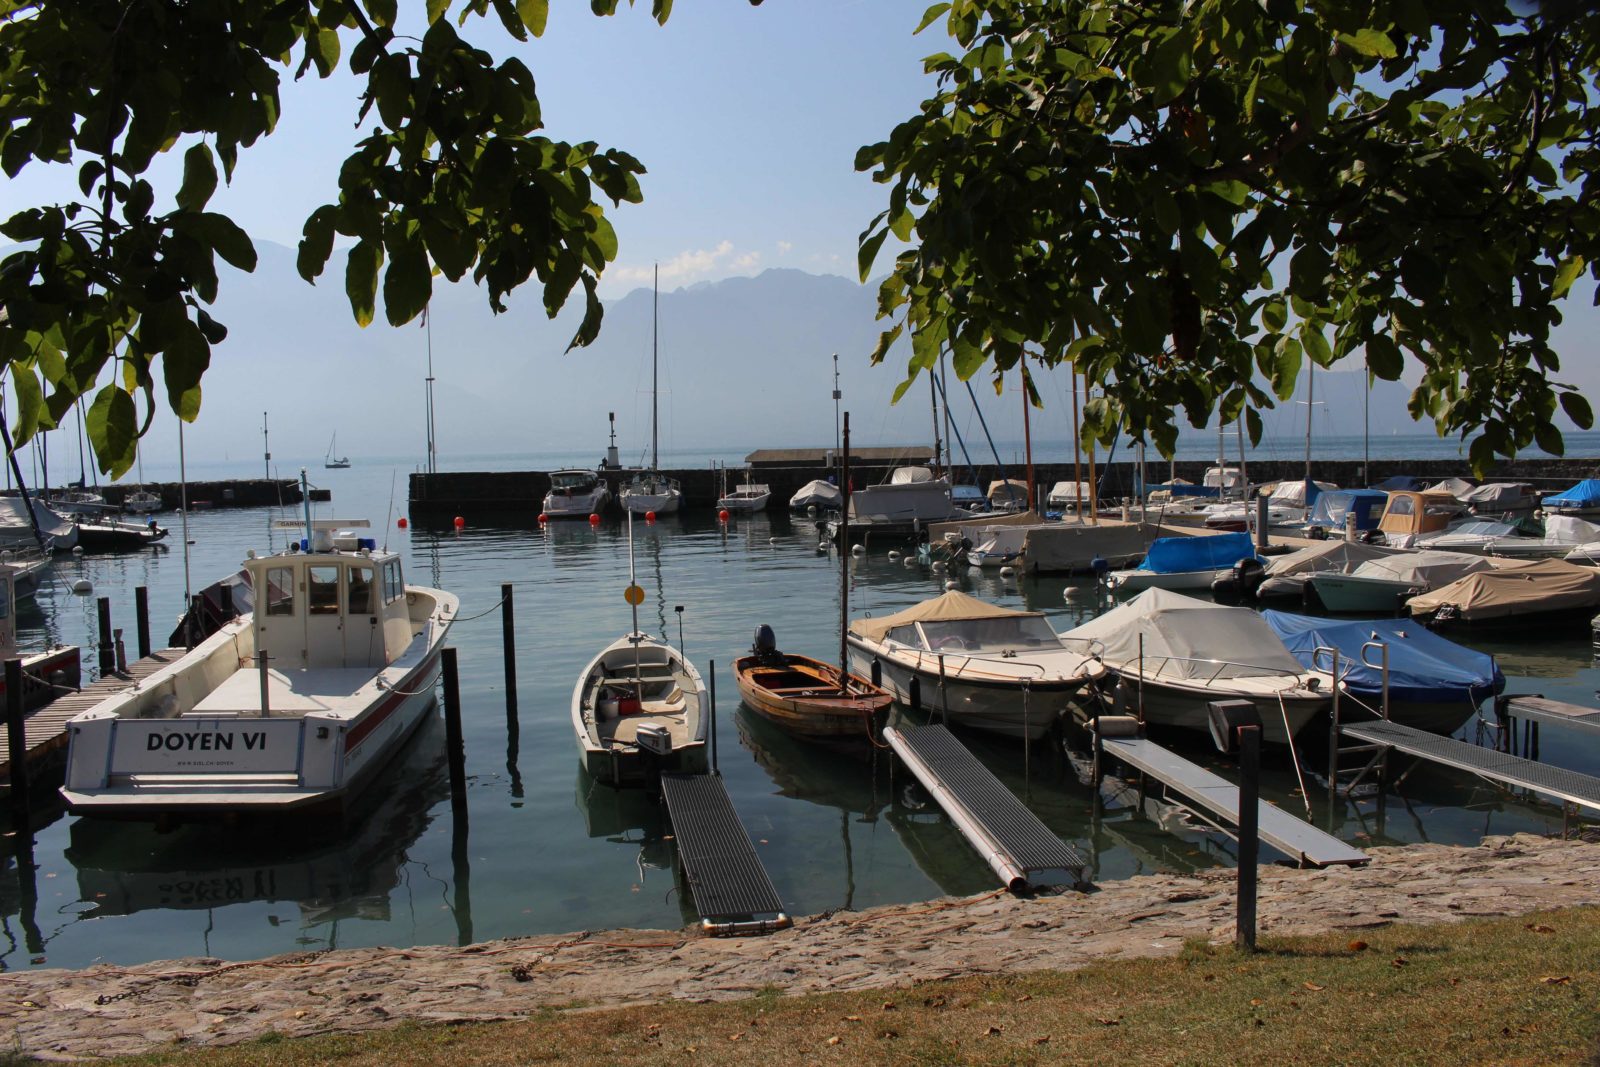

{"left": 651, "top": 264, "right": 659, "bottom": 473}
{"left": 1021, "top": 362, "right": 1035, "bottom": 512}
{"left": 1070, "top": 367, "right": 1083, "bottom": 519}
{"left": 928, "top": 373, "right": 942, "bottom": 478}
{"left": 839, "top": 412, "right": 851, "bottom": 695}
{"left": 1305, "top": 362, "right": 1314, "bottom": 487}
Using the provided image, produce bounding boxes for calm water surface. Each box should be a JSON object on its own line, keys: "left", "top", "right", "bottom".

{"left": 4, "top": 468, "right": 1597, "bottom": 970}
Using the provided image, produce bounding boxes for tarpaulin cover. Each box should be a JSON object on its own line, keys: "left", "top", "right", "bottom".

{"left": 1262, "top": 540, "right": 1403, "bottom": 578}
{"left": 1263, "top": 611, "right": 1503, "bottom": 705}
{"left": 1266, "top": 480, "right": 1337, "bottom": 508}
{"left": 1063, "top": 588, "right": 1305, "bottom": 679}
{"left": 1407, "top": 558, "right": 1600, "bottom": 621}
{"left": 1137, "top": 531, "right": 1257, "bottom": 573}
{"left": 1544, "top": 479, "right": 1600, "bottom": 508}
{"left": 1347, "top": 550, "right": 1493, "bottom": 588}
{"left": 1459, "top": 483, "right": 1533, "bottom": 509}
{"left": 1372, "top": 476, "right": 1427, "bottom": 492}
{"left": 1307, "top": 489, "right": 1389, "bottom": 531}
{"left": 851, "top": 590, "right": 1034, "bottom": 643}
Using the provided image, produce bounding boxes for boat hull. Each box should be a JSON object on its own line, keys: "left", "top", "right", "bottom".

{"left": 733, "top": 653, "right": 890, "bottom": 740}
{"left": 1307, "top": 574, "right": 1418, "bottom": 614}
{"left": 846, "top": 640, "right": 1100, "bottom": 741}
{"left": 620, "top": 490, "right": 682, "bottom": 515}
{"left": 572, "top": 634, "right": 707, "bottom": 787}
{"left": 1106, "top": 671, "right": 1327, "bottom": 744}
{"left": 1105, "top": 568, "right": 1227, "bottom": 594}
{"left": 543, "top": 488, "right": 611, "bottom": 518}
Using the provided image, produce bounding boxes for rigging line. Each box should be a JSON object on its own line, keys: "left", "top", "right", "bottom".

{"left": 931, "top": 372, "right": 982, "bottom": 488}
{"left": 961, "top": 378, "right": 1012, "bottom": 489}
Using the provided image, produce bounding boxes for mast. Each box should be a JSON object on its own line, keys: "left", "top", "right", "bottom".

{"left": 1070, "top": 367, "right": 1083, "bottom": 520}
{"left": 838, "top": 411, "right": 851, "bottom": 695}
{"left": 424, "top": 306, "right": 438, "bottom": 475}
{"left": 0, "top": 408, "right": 48, "bottom": 554}
{"left": 1020, "top": 362, "right": 1034, "bottom": 512}
{"left": 651, "top": 264, "right": 660, "bottom": 472}
{"left": 262, "top": 411, "right": 270, "bottom": 481}
{"left": 928, "top": 372, "right": 943, "bottom": 478}
{"left": 1304, "top": 361, "right": 1314, "bottom": 488}
{"left": 939, "top": 351, "right": 952, "bottom": 472}
{"left": 832, "top": 352, "right": 841, "bottom": 471}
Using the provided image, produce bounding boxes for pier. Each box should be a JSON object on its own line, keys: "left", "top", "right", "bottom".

{"left": 660, "top": 772, "right": 789, "bottom": 935}
{"left": 884, "top": 721, "right": 1087, "bottom": 891}
{"left": 1095, "top": 732, "right": 1370, "bottom": 868}
{"left": 1340, "top": 718, "right": 1600, "bottom": 818}
{"left": 0, "top": 648, "right": 186, "bottom": 790}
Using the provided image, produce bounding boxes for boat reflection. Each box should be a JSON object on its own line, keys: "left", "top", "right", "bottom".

{"left": 571, "top": 767, "right": 698, "bottom": 927}
{"left": 64, "top": 716, "right": 453, "bottom": 927}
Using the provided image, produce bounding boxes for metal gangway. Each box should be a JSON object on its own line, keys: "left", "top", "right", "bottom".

{"left": 1495, "top": 694, "right": 1600, "bottom": 759}
{"left": 660, "top": 772, "right": 790, "bottom": 936}
{"left": 1090, "top": 718, "right": 1369, "bottom": 868}
{"left": 883, "top": 721, "right": 1088, "bottom": 892}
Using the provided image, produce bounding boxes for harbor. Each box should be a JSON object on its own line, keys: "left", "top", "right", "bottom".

{"left": 0, "top": 455, "right": 1593, "bottom": 983}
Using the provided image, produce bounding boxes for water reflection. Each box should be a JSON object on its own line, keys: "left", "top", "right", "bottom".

{"left": 571, "top": 768, "right": 696, "bottom": 927}
{"left": 62, "top": 717, "right": 453, "bottom": 938}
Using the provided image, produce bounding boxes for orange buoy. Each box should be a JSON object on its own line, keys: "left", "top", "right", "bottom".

{"left": 645, "top": 511, "right": 656, "bottom": 523}
{"left": 453, "top": 516, "right": 465, "bottom": 529}
{"left": 718, "top": 509, "right": 730, "bottom": 522}
{"left": 397, "top": 517, "right": 408, "bottom": 529}
{"left": 588, "top": 513, "right": 601, "bottom": 526}
{"left": 538, "top": 513, "right": 548, "bottom": 524}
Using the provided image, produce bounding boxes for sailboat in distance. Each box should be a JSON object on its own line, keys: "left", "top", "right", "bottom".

{"left": 325, "top": 432, "right": 351, "bottom": 469}
{"left": 620, "top": 266, "right": 683, "bottom": 515}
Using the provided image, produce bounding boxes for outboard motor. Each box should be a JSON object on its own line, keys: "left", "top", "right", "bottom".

{"left": 752, "top": 624, "right": 784, "bottom": 665}
{"left": 1210, "top": 556, "right": 1265, "bottom": 604}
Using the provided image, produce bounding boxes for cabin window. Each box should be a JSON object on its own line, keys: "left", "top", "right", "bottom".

{"left": 1388, "top": 496, "right": 1415, "bottom": 516}
{"left": 348, "top": 566, "right": 374, "bottom": 614}
{"left": 886, "top": 625, "right": 920, "bottom": 647}
{"left": 308, "top": 566, "right": 340, "bottom": 615}
{"left": 265, "top": 567, "right": 295, "bottom": 616}
{"left": 383, "top": 559, "right": 404, "bottom": 604}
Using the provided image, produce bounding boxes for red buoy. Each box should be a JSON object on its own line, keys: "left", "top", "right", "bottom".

{"left": 452, "top": 516, "right": 465, "bottom": 529}
{"left": 718, "top": 509, "right": 730, "bottom": 523}
{"left": 538, "top": 513, "right": 548, "bottom": 524}
{"left": 588, "top": 513, "right": 601, "bottom": 526}
{"left": 645, "top": 511, "right": 657, "bottom": 523}
{"left": 397, "top": 517, "right": 408, "bottom": 529}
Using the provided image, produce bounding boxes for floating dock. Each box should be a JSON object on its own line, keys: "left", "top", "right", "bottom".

{"left": 1341, "top": 719, "right": 1600, "bottom": 816}
{"left": 0, "top": 649, "right": 186, "bottom": 788}
{"left": 1098, "top": 735, "right": 1369, "bottom": 868}
{"left": 884, "top": 721, "right": 1087, "bottom": 891}
{"left": 660, "top": 772, "right": 789, "bottom": 935}
{"left": 1496, "top": 695, "right": 1600, "bottom": 745}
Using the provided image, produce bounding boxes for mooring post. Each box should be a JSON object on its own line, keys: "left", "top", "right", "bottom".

{"left": 220, "top": 583, "right": 234, "bottom": 618}
{"left": 1237, "top": 723, "right": 1261, "bottom": 953}
{"left": 96, "top": 597, "right": 114, "bottom": 676}
{"left": 708, "top": 658, "right": 719, "bottom": 776}
{"left": 500, "top": 583, "right": 518, "bottom": 722}
{"left": 908, "top": 676, "right": 922, "bottom": 714}
{"left": 6, "top": 659, "right": 30, "bottom": 827}
{"left": 187, "top": 595, "right": 202, "bottom": 650}
{"left": 113, "top": 628, "right": 126, "bottom": 674}
{"left": 134, "top": 586, "right": 151, "bottom": 660}
{"left": 442, "top": 647, "right": 467, "bottom": 809}
{"left": 870, "top": 658, "right": 881, "bottom": 688}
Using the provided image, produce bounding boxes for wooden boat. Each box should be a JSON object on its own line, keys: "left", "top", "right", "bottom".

{"left": 734, "top": 629, "right": 890, "bottom": 740}
{"left": 735, "top": 414, "right": 891, "bottom": 741}
{"left": 60, "top": 519, "right": 456, "bottom": 820}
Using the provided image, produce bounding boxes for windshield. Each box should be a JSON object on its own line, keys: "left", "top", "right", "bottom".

{"left": 915, "top": 615, "right": 1065, "bottom": 653}
{"left": 551, "top": 472, "right": 594, "bottom": 489}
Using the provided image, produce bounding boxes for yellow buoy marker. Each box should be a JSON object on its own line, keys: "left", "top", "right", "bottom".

{"left": 624, "top": 584, "right": 646, "bottom": 606}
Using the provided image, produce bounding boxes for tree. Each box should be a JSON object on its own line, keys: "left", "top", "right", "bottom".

{"left": 857, "top": 0, "right": 1599, "bottom": 470}
{"left": 0, "top": 0, "right": 752, "bottom": 477}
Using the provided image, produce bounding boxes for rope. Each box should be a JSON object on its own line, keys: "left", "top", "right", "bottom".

{"left": 447, "top": 595, "right": 510, "bottom": 624}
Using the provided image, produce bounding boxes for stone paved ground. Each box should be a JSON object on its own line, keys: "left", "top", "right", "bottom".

{"left": 3, "top": 834, "right": 1597, "bottom": 1061}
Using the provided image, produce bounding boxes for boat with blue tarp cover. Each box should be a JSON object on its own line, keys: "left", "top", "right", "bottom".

{"left": 1305, "top": 489, "right": 1388, "bottom": 535}
{"left": 1105, "top": 531, "right": 1259, "bottom": 594}
{"left": 1543, "top": 479, "right": 1600, "bottom": 517}
{"left": 1262, "top": 611, "right": 1504, "bottom": 735}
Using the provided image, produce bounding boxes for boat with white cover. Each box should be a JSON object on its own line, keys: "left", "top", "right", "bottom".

{"left": 543, "top": 469, "right": 611, "bottom": 518}
{"left": 717, "top": 482, "right": 772, "bottom": 512}
{"left": 0, "top": 496, "right": 77, "bottom": 552}
{"left": 60, "top": 520, "right": 457, "bottom": 819}
{"left": 1251, "top": 540, "right": 1405, "bottom": 602}
{"left": 1489, "top": 515, "right": 1600, "bottom": 561}
{"left": 1308, "top": 550, "right": 1493, "bottom": 614}
{"left": 846, "top": 590, "right": 1107, "bottom": 740}
{"left": 1061, "top": 588, "right": 1331, "bottom": 744}
{"left": 789, "top": 479, "right": 842, "bottom": 512}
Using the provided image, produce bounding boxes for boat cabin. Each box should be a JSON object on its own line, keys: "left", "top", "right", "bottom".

{"left": 548, "top": 469, "right": 604, "bottom": 497}
{"left": 249, "top": 527, "right": 415, "bottom": 671}
{"left": 1378, "top": 491, "right": 1463, "bottom": 545}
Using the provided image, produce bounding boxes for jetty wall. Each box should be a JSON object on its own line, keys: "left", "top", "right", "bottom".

{"left": 8, "top": 480, "right": 302, "bottom": 512}
{"left": 407, "top": 456, "right": 1600, "bottom": 517}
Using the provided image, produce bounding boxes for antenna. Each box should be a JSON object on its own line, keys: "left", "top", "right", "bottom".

{"left": 262, "top": 411, "right": 270, "bottom": 481}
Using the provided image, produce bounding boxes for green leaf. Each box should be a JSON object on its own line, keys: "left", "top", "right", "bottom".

{"left": 1261, "top": 299, "right": 1287, "bottom": 334}
{"left": 176, "top": 143, "right": 218, "bottom": 212}
{"left": 345, "top": 239, "right": 383, "bottom": 328}
{"left": 518, "top": 0, "right": 549, "bottom": 36}
{"left": 1366, "top": 334, "right": 1403, "bottom": 380}
{"left": 915, "top": 3, "right": 951, "bottom": 34}
{"left": 195, "top": 213, "right": 258, "bottom": 271}
{"left": 1533, "top": 420, "right": 1564, "bottom": 457}
{"left": 1145, "top": 28, "right": 1193, "bottom": 106}
{"left": 162, "top": 319, "right": 210, "bottom": 421}
{"left": 1337, "top": 29, "right": 1397, "bottom": 59}
{"left": 382, "top": 241, "right": 432, "bottom": 326}
{"left": 298, "top": 205, "right": 338, "bottom": 282}
{"left": 1560, "top": 390, "right": 1594, "bottom": 429}
{"left": 1301, "top": 324, "right": 1332, "bottom": 367}
{"left": 10, "top": 366, "right": 43, "bottom": 445}
{"left": 858, "top": 227, "right": 889, "bottom": 283}
{"left": 1553, "top": 255, "right": 1585, "bottom": 300}
{"left": 86, "top": 385, "right": 139, "bottom": 478}
{"left": 1270, "top": 335, "right": 1302, "bottom": 401}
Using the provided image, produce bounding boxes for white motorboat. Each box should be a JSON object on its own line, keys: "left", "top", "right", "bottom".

{"left": 1251, "top": 540, "right": 1405, "bottom": 601}
{"left": 1416, "top": 519, "right": 1524, "bottom": 555}
{"left": 571, "top": 515, "right": 706, "bottom": 785}
{"left": 619, "top": 266, "right": 682, "bottom": 517}
{"left": 789, "top": 479, "right": 842, "bottom": 512}
{"left": 620, "top": 470, "right": 682, "bottom": 515}
{"left": 1489, "top": 515, "right": 1600, "bottom": 561}
{"left": 717, "top": 483, "right": 772, "bottom": 512}
{"left": 0, "top": 495, "right": 77, "bottom": 552}
{"left": 60, "top": 520, "right": 457, "bottom": 819}
{"left": 830, "top": 465, "right": 961, "bottom": 539}
{"left": 543, "top": 469, "right": 611, "bottom": 518}
{"left": 1061, "top": 588, "right": 1330, "bottom": 744}
{"left": 1308, "top": 550, "right": 1493, "bottom": 613}
{"left": 1046, "top": 480, "right": 1091, "bottom": 512}
{"left": 846, "top": 590, "right": 1107, "bottom": 740}
{"left": 122, "top": 488, "right": 163, "bottom": 514}
{"left": 1105, "top": 531, "right": 1258, "bottom": 594}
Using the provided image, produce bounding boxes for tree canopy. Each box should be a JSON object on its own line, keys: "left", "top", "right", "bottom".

{"left": 0, "top": 0, "right": 750, "bottom": 477}
{"left": 857, "top": 0, "right": 1600, "bottom": 469}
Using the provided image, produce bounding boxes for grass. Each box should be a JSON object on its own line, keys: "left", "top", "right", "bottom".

{"left": 98, "top": 905, "right": 1600, "bottom": 1066}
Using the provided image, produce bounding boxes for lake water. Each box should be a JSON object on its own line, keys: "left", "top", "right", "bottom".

{"left": 5, "top": 466, "right": 1598, "bottom": 971}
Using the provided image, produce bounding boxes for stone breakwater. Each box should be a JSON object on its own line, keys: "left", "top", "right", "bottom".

{"left": 5, "top": 833, "right": 1598, "bottom": 1061}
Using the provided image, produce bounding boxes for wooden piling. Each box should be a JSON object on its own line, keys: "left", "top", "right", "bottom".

{"left": 134, "top": 586, "right": 151, "bottom": 660}
{"left": 442, "top": 647, "right": 467, "bottom": 809}
{"left": 6, "top": 660, "right": 28, "bottom": 825}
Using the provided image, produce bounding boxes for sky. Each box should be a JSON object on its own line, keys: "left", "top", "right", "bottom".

{"left": 4, "top": 2, "right": 1597, "bottom": 474}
